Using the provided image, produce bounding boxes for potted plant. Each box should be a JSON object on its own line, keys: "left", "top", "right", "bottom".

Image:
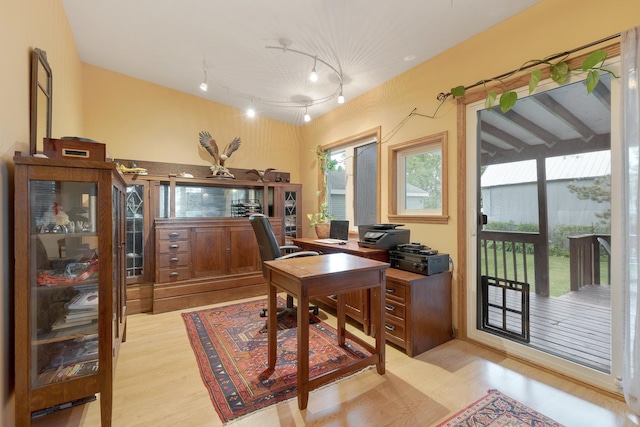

{"left": 307, "top": 145, "right": 340, "bottom": 238}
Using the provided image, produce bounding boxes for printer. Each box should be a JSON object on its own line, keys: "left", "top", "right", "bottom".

{"left": 357, "top": 223, "right": 410, "bottom": 249}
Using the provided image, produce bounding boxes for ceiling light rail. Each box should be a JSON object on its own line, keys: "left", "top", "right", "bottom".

{"left": 264, "top": 38, "right": 345, "bottom": 121}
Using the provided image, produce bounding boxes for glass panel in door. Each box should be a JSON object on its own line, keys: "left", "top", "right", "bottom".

{"left": 477, "top": 74, "right": 612, "bottom": 372}
{"left": 30, "top": 180, "right": 99, "bottom": 387}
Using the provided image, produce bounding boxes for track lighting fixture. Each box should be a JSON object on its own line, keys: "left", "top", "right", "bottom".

{"left": 263, "top": 39, "right": 344, "bottom": 123}
{"left": 200, "top": 60, "right": 208, "bottom": 91}
{"left": 309, "top": 57, "right": 318, "bottom": 82}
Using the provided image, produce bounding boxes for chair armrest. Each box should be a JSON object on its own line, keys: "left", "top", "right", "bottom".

{"left": 279, "top": 245, "right": 300, "bottom": 251}
{"left": 277, "top": 251, "right": 319, "bottom": 260}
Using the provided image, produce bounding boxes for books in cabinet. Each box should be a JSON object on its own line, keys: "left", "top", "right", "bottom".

{"left": 67, "top": 290, "right": 99, "bottom": 310}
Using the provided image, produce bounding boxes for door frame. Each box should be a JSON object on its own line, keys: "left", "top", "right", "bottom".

{"left": 456, "top": 44, "right": 623, "bottom": 393}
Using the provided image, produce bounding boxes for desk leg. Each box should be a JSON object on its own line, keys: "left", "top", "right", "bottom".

{"left": 267, "top": 281, "right": 277, "bottom": 370}
{"left": 373, "top": 279, "right": 386, "bottom": 375}
{"left": 297, "top": 293, "right": 310, "bottom": 410}
{"left": 337, "top": 293, "right": 346, "bottom": 347}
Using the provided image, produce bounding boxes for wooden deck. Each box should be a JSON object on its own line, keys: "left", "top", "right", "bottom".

{"left": 488, "top": 284, "right": 611, "bottom": 372}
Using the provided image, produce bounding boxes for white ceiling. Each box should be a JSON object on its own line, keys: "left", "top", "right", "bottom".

{"left": 61, "top": 0, "right": 539, "bottom": 126}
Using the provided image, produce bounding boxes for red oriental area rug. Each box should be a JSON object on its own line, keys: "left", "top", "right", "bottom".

{"left": 437, "top": 389, "right": 565, "bottom": 427}
{"left": 182, "top": 298, "right": 370, "bottom": 424}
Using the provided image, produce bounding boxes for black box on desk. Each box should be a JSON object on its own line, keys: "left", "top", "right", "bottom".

{"left": 389, "top": 252, "right": 450, "bottom": 276}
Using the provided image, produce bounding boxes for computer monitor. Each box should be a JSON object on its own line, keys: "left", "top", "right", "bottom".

{"left": 329, "top": 220, "right": 349, "bottom": 240}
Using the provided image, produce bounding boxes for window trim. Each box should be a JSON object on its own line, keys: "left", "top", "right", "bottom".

{"left": 388, "top": 132, "right": 449, "bottom": 224}
{"left": 320, "top": 127, "right": 382, "bottom": 229}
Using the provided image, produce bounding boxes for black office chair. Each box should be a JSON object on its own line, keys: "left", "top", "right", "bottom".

{"left": 249, "top": 214, "right": 320, "bottom": 319}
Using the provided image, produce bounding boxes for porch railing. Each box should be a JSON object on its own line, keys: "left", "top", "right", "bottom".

{"left": 480, "top": 230, "right": 549, "bottom": 296}
{"left": 567, "top": 234, "right": 611, "bottom": 291}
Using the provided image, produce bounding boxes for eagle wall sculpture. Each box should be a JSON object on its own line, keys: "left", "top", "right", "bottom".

{"left": 198, "top": 130, "right": 241, "bottom": 178}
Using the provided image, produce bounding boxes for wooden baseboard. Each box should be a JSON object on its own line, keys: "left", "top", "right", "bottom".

{"left": 152, "top": 275, "right": 267, "bottom": 313}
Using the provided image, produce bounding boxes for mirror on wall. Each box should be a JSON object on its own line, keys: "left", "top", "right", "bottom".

{"left": 30, "top": 47, "right": 52, "bottom": 155}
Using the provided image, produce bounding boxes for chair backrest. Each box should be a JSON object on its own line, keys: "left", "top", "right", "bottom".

{"left": 249, "top": 214, "right": 282, "bottom": 276}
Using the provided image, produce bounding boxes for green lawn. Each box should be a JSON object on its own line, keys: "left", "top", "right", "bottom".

{"left": 480, "top": 250, "right": 609, "bottom": 297}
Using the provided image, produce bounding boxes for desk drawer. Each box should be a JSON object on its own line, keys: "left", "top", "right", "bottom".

{"left": 158, "top": 253, "right": 189, "bottom": 268}
{"left": 158, "top": 267, "right": 190, "bottom": 282}
{"left": 158, "top": 240, "right": 189, "bottom": 254}
{"left": 157, "top": 228, "right": 190, "bottom": 241}
{"left": 384, "top": 317, "right": 405, "bottom": 341}
{"left": 384, "top": 300, "right": 405, "bottom": 321}
{"left": 384, "top": 281, "right": 406, "bottom": 302}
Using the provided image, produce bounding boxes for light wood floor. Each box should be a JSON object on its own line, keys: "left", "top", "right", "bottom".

{"left": 31, "top": 295, "right": 638, "bottom": 427}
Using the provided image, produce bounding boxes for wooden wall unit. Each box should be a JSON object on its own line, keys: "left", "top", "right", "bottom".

{"left": 153, "top": 217, "right": 283, "bottom": 313}
{"left": 117, "top": 159, "right": 300, "bottom": 314}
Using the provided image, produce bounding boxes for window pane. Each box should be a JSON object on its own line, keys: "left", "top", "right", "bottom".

{"left": 328, "top": 151, "right": 346, "bottom": 219}
{"left": 403, "top": 149, "right": 442, "bottom": 213}
{"left": 355, "top": 143, "right": 377, "bottom": 225}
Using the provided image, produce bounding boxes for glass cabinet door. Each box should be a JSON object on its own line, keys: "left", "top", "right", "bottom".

{"left": 284, "top": 189, "right": 298, "bottom": 244}
{"left": 30, "top": 179, "right": 100, "bottom": 387}
{"left": 125, "top": 184, "right": 145, "bottom": 279}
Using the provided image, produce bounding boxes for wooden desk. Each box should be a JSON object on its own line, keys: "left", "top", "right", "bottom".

{"left": 292, "top": 237, "right": 389, "bottom": 262}
{"left": 292, "top": 238, "right": 387, "bottom": 334}
{"left": 264, "top": 252, "right": 389, "bottom": 409}
{"left": 293, "top": 238, "right": 453, "bottom": 357}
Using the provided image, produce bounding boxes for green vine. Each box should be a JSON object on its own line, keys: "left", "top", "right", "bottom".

{"left": 450, "top": 49, "right": 618, "bottom": 113}
{"left": 307, "top": 145, "right": 341, "bottom": 227}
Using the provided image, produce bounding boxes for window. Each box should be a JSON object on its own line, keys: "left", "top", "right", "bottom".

{"left": 389, "top": 132, "right": 448, "bottom": 223}
{"left": 324, "top": 128, "right": 381, "bottom": 229}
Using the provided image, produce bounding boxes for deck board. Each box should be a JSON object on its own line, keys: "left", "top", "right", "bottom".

{"left": 487, "top": 284, "right": 611, "bottom": 372}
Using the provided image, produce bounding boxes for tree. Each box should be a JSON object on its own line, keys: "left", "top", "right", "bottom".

{"left": 406, "top": 151, "right": 442, "bottom": 209}
{"left": 566, "top": 175, "right": 610, "bottom": 225}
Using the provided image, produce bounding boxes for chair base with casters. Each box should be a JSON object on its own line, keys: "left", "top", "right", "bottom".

{"left": 259, "top": 295, "right": 319, "bottom": 318}
{"left": 249, "top": 214, "right": 320, "bottom": 324}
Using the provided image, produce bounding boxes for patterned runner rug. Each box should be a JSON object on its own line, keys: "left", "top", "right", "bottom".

{"left": 182, "top": 298, "right": 370, "bottom": 424}
{"left": 437, "top": 389, "right": 565, "bottom": 426}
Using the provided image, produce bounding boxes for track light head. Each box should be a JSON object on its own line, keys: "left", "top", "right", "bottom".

{"left": 309, "top": 57, "right": 318, "bottom": 82}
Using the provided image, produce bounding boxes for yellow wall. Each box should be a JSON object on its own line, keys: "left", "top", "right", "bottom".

{"left": 300, "top": 0, "right": 640, "bottom": 331}
{"left": 0, "top": 0, "right": 84, "bottom": 424}
{"left": 1, "top": 0, "right": 639, "bottom": 423}
{"left": 83, "top": 65, "right": 302, "bottom": 181}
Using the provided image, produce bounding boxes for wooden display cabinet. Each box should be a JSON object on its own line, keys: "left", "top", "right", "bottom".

{"left": 114, "top": 159, "right": 301, "bottom": 314}
{"left": 152, "top": 217, "right": 282, "bottom": 313}
{"left": 13, "top": 154, "right": 126, "bottom": 426}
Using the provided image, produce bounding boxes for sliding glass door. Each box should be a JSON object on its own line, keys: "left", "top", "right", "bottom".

{"left": 465, "top": 64, "right": 623, "bottom": 392}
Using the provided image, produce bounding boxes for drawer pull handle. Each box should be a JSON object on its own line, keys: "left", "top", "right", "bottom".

{"left": 170, "top": 272, "right": 179, "bottom": 277}
{"left": 169, "top": 244, "right": 179, "bottom": 249}
{"left": 329, "top": 295, "right": 337, "bottom": 301}
{"left": 385, "top": 324, "right": 396, "bottom": 331}
{"left": 385, "top": 287, "right": 395, "bottom": 294}
{"left": 170, "top": 257, "right": 179, "bottom": 262}
{"left": 385, "top": 304, "right": 396, "bottom": 312}
{"left": 168, "top": 232, "right": 180, "bottom": 237}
